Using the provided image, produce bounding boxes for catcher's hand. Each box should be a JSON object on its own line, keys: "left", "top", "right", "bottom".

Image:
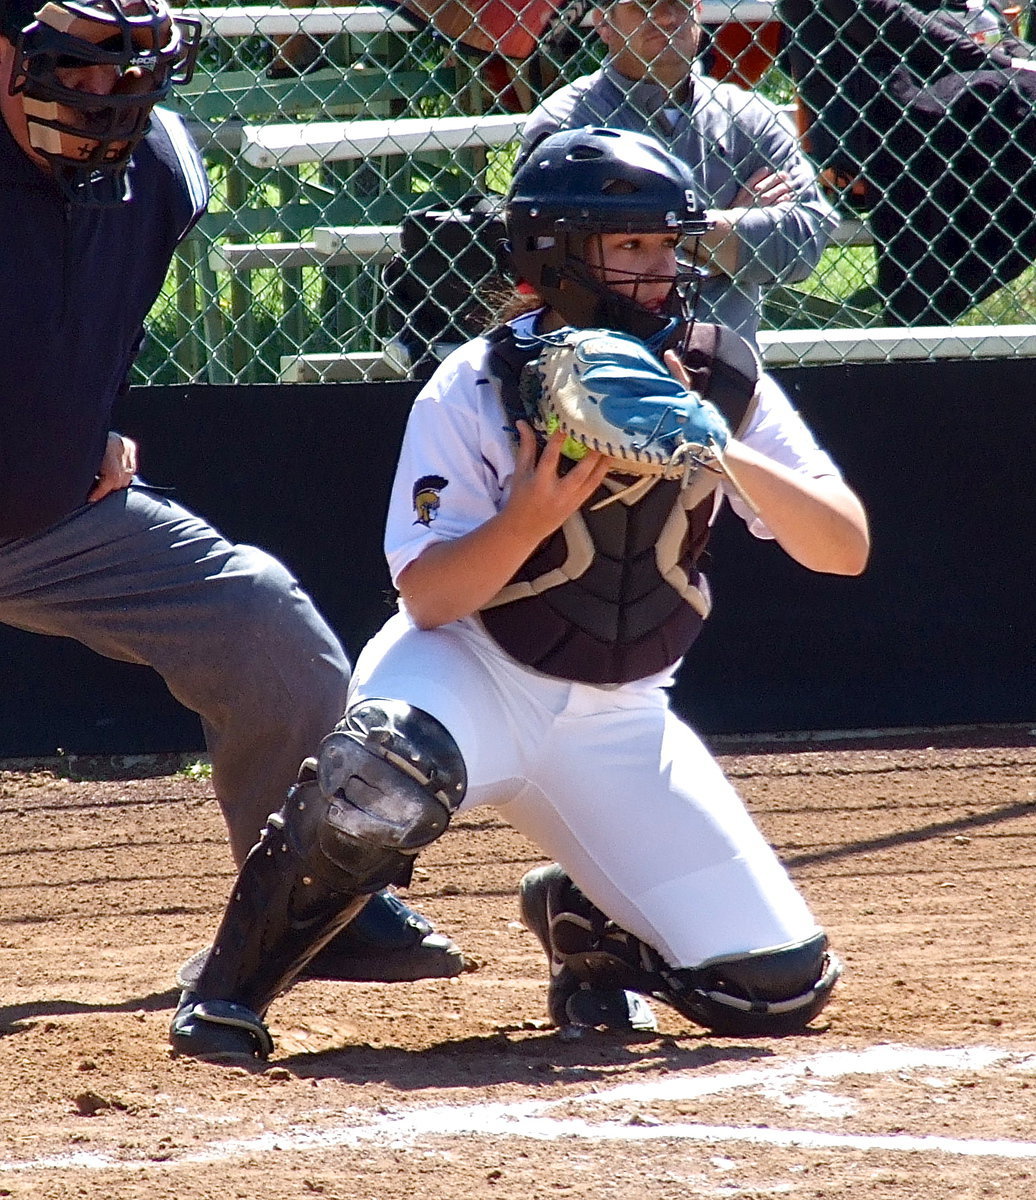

{"left": 528, "top": 327, "right": 731, "bottom": 479}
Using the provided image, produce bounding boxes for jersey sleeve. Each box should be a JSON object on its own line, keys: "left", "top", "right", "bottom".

{"left": 725, "top": 372, "right": 843, "bottom": 538}
{"left": 384, "top": 342, "right": 517, "bottom": 584}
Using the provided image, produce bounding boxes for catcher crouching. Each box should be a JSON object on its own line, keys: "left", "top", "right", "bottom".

{"left": 171, "top": 127, "right": 870, "bottom": 1059}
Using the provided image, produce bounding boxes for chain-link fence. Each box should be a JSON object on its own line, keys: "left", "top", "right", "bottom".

{"left": 143, "top": 0, "right": 1036, "bottom": 384}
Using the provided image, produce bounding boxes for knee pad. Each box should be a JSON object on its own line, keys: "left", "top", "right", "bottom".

{"left": 663, "top": 933, "right": 842, "bottom": 1036}
{"left": 315, "top": 698, "right": 466, "bottom": 887}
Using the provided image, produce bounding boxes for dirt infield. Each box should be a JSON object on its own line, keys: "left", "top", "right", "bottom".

{"left": 1, "top": 725, "right": 1034, "bottom": 1199}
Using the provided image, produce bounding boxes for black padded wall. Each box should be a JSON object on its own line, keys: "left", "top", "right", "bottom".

{"left": 1, "top": 359, "right": 1032, "bottom": 756}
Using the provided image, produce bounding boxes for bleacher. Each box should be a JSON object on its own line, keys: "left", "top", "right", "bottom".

{"left": 170, "top": 3, "right": 503, "bottom": 381}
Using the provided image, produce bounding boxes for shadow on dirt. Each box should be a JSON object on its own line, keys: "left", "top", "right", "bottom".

{"left": 0, "top": 987, "right": 181, "bottom": 1037}
{"left": 0, "top": 992, "right": 834, "bottom": 1091}
{"left": 785, "top": 798, "right": 1036, "bottom": 869}
{"left": 273, "top": 1026, "right": 833, "bottom": 1090}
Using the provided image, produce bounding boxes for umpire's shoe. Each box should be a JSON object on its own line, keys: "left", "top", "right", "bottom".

{"left": 176, "top": 891, "right": 473, "bottom": 991}
{"left": 302, "top": 890, "right": 472, "bottom": 982}
{"left": 519, "top": 863, "right": 658, "bottom": 1038}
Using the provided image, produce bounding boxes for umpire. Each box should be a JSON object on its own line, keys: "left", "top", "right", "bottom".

{"left": 0, "top": 0, "right": 465, "bottom": 984}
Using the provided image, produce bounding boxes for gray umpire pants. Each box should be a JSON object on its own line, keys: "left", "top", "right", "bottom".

{"left": 0, "top": 484, "right": 351, "bottom": 865}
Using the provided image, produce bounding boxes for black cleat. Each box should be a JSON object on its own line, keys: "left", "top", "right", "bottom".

{"left": 519, "top": 863, "right": 657, "bottom": 1036}
{"left": 169, "top": 993, "right": 273, "bottom": 1061}
{"left": 301, "top": 890, "right": 473, "bottom": 982}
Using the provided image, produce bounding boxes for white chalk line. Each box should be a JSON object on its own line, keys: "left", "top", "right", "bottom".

{"left": 3, "top": 1043, "right": 1036, "bottom": 1174}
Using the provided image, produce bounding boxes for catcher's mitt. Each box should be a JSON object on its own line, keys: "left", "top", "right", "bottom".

{"left": 522, "top": 327, "right": 732, "bottom": 479}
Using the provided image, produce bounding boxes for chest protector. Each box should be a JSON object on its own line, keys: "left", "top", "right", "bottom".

{"left": 478, "top": 321, "right": 760, "bottom": 684}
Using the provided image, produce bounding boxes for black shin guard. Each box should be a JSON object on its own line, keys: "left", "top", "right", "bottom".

{"left": 171, "top": 701, "right": 466, "bottom": 1058}
{"left": 184, "top": 768, "right": 374, "bottom": 1016}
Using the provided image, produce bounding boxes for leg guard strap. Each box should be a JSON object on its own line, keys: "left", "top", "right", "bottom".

{"left": 662, "top": 934, "right": 842, "bottom": 1035}
{"left": 170, "top": 997, "right": 275, "bottom": 1061}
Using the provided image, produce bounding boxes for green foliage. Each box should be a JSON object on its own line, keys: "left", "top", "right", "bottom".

{"left": 178, "top": 758, "right": 213, "bottom": 782}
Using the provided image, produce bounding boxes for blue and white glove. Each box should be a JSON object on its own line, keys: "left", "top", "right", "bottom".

{"left": 533, "top": 327, "right": 731, "bottom": 475}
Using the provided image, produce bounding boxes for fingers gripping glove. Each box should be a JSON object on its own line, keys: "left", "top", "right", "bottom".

{"left": 527, "top": 327, "right": 731, "bottom": 482}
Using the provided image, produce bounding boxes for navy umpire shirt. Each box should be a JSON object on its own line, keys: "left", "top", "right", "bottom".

{"left": 0, "top": 106, "right": 209, "bottom": 542}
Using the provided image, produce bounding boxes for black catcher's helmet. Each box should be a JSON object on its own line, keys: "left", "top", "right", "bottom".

{"left": 5, "top": 0, "right": 200, "bottom": 205}
{"left": 506, "top": 126, "right": 712, "bottom": 339}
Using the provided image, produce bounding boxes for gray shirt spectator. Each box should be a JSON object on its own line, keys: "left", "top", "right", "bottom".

{"left": 520, "top": 0, "right": 840, "bottom": 344}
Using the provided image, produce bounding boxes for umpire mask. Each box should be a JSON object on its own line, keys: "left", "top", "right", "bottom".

{"left": 506, "top": 127, "right": 712, "bottom": 342}
{"left": 7, "top": 0, "right": 200, "bottom": 205}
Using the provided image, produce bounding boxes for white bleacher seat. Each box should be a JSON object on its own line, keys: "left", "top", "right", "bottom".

{"left": 241, "top": 112, "right": 528, "bottom": 169}
{"left": 209, "top": 241, "right": 330, "bottom": 273}
{"left": 279, "top": 350, "right": 411, "bottom": 382}
{"left": 209, "top": 226, "right": 401, "bottom": 273}
{"left": 312, "top": 225, "right": 401, "bottom": 259}
{"left": 179, "top": 5, "right": 419, "bottom": 38}
{"left": 181, "top": 3, "right": 778, "bottom": 39}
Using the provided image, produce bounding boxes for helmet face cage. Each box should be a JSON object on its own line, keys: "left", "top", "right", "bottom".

{"left": 10, "top": 0, "right": 201, "bottom": 204}
{"left": 506, "top": 127, "right": 712, "bottom": 338}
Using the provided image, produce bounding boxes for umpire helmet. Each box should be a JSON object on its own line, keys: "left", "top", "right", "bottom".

{"left": 4, "top": 0, "right": 200, "bottom": 205}
{"left": 506, "top": 126, "right": 712, "bottom": 338}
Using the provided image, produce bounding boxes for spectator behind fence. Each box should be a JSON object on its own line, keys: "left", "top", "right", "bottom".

{"left": 519, "top": 0, "right": 841, "bottom": 347}
{"left": 779, "top": 0, "right": 1036, "bottom": 325}
{"left": 0, "top": 0, "right": 467, "bottom": 988}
